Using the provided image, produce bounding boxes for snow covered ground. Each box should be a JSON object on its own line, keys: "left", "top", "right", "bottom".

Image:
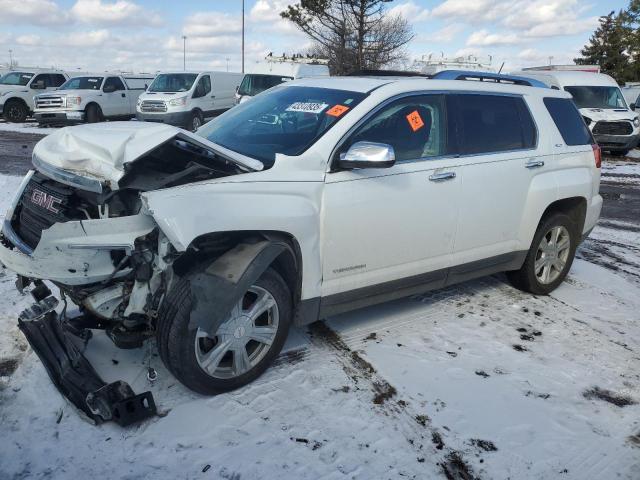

{"left": 0, "top": 160, "right": 639, "bottom": 480}
{"left": 0, "top": 119, "right": 59, "bottom": 135}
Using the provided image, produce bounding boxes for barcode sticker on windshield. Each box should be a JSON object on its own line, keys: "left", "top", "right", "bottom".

{"left": 286, "top": 102, "right": 329, "bottom": 114}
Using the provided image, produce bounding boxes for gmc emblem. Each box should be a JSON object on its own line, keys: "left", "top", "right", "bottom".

{"left": 31, "top": 189, "right": 62, "bottom": 214}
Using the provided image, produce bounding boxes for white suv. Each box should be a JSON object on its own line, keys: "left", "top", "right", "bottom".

{"left": 0, "top": 72, "right": 602, "bottom": 421}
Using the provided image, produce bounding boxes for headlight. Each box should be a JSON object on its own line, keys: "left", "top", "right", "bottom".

{"left": 136, "top": 97, "right": 142, "bottom": 106}
{"left": 66, "top": 96, "right": 82, "bottom": 106}
{"left": 634, "top": 117, "right": 639, "bottom": 128}
{"left": 167, "top": 96, "right": 187, "bottom": 107}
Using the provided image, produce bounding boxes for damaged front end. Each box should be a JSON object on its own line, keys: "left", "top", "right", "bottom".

{"left": 0, "top": 122, "right": 260, "bottom": 426}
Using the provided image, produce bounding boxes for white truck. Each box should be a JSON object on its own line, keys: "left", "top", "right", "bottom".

{"left": 34, "top": 74, "right": 154, "bottom": 125}
{"left": 236, "top": 55, "right": 330, "bottom": 104}
{"left": 0, "top": 69, "right": 69, "bottom": 122}
{"left": 0, "top": 71, "right": 602, "bottom": 424}
{"left": 136, "top": 71, "right": 243, "bottom": 132}
{"left": 513, "top": 69, "right": 640, "bottom": 155}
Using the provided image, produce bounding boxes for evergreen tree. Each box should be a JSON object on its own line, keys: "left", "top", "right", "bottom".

{"left": 575, "top": 11, "right": 631, "bottom": 83}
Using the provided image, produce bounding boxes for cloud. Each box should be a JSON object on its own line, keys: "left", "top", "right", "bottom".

{"left": 466, "top": 29, "right": 524, "bottom": 47}
{"left": 183, "top": 12, "right": 242, "bottom": 37}
{"left": 417, "top": 23, "right": 464, "bottom": 43}
{"left": 0, "top": 0, "right": 69, "bottom": 25}
{"left": 388, "top": 2, "right": 430, "bottom": 22}
{"left": 70, "top": 0, "right": 162, "bottom": 27}
{"left": 433, "top": 0, "right": 598, "bottom": 38}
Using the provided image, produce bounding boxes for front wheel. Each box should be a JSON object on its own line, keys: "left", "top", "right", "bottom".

{"left": 3, "top": 100, "right": 28, "bottom": 123}
{"left": 86, "top": 104, "right": 103, "bottom": 123}
{"left": 188, "top": 111, "right": 203, "bottom": 132}
{"left": 156, "top": 267, "right": 292, "bottom": 395}
{"left": 507, "top": 213, "right": 578, "bottom": 295}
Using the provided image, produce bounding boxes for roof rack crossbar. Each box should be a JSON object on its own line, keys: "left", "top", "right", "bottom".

{"left": 431, "top": 70, "right": 548, "bottom": 88}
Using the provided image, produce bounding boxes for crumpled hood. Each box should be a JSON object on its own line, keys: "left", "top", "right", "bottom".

{"left": 31, "top": 121, "right": 263, "bottom": 187}
{"left": 579, "top": 107, "right": 637, "bottom": 123}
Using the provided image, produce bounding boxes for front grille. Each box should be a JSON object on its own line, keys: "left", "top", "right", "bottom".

{"left": 35, "top": 95, "right": 65, "bottom": 109}
{"left": 140, "top": 100, "right": 167, "bottom": 113}
{"left": 593, "top": 121, "right": 633, "bottom": 136}
{"left": 11, "top": 174, "right": 77, "bottom": 250}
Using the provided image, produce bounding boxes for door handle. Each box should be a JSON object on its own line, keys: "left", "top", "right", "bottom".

{"left": 211, "top": 95, "right": 216, "bottom": 98}
{"left": 525, "top": 159, "right": 545, "bottom": 169}
{"left": 429, "top": 171, "right": 456, "bottom": 182}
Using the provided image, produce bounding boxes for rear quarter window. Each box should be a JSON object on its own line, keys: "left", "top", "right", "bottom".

{"left": 543, "top": 97, "right": 593, "bottom": 146}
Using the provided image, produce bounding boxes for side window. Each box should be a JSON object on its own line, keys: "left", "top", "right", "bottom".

{"left": 347, "top": 95, "right": 448, "bottom": 162}
{"left": 104, "top": 77, "right": 126, "bottom": 91}
{"left": 194, "top": 75, "right": 211, "bottom": 98}
{"left": 31, "top": 74, "right": 48, "bottom": 89}
{"left": 49, "top": 74, "right": 66, "bottom": 87}
{"left": 544, "top": 97, "right": 593, "bottom": 146}
{"left": 453, "top": 94, "right": 536, "bottom": 155}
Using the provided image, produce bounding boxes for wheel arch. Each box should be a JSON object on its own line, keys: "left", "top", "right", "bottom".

{"left": 539, "top": 196, "right": 587, "bottom": 236}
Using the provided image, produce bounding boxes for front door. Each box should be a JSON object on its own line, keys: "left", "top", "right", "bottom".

{"left": 321, "top": 94, "right": 461, "bottom": 302}
{"left": 101, "top": 77, "right": 129, "bottom": 117}
{"left": 193, "top": 75, "right": 214, "bottom": 118}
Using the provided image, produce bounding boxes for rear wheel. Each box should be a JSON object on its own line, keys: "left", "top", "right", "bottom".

{"left": 507, "top": 213, "right": 578, "bottom": 295}
{"left": 86, "top": 104, "right": 102, "bottom": 123}
{"left": 3, "top": 99, "right": 28, "bottom": 123}
{"left": 157, "top": 267, "right": 292, "bottom": 395}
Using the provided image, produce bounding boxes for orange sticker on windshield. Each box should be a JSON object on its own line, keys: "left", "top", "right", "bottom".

{"left": 326, "top": 105, "right": 350, "bottom": 117}
{"left": 406, "top": 110, "right": 425, "bottom": 132}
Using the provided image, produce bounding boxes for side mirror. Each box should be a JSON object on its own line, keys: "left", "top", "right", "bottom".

{"left": 103, "top": 84, "right": 116, "bottom": 93}
{"left": 31, "top": 80, "right": 45, "bottom": 90}
{"left": 339, "top": 141, "right": 395, "bottom": 169}
{"left": 631, "top": 103, "right": 636, "bottom": 111}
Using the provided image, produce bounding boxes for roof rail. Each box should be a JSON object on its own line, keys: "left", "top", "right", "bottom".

{"left": 348, "top": 69, "right": 429, "bottom": 77}
{"left": 432, "top": 70, "right": 548, "bottom": 88}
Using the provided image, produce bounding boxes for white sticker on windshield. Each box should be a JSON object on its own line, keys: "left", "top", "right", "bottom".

{"left": 286, "top": 102, "right": 329, "bottom": 114}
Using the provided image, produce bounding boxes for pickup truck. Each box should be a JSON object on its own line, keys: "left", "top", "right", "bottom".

{"left": 0, "top": 69, "right": 69, "bottom": 122}
{"left": 34, "top": 74, "right": 154, "bottom": 125}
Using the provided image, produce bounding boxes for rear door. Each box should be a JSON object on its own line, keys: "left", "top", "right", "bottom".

{"left": 321, "top": 94, "right": 461, "bottom": 301}
{"left": 448, "top": 93, "right": 544, "bottom": 279}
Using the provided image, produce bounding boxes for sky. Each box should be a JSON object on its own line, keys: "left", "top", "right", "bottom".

{"left": 0, "top": 0, "right": 631, "bottom": 74}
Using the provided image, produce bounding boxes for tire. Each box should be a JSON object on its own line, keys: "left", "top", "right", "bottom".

{"left": 507, "top": 212, "right": 578, "bottom": 295}
{"left": 188, "top": 111, "right": 203, "bottom": 132}
{"left": 86, "top": 104, "right": 102, "bottom": 123}
{"left": 3, "top": 99, "right": 28, "bottom": 123}
{"left": 609, "top": 149, "right": 629, "bottom": 157}
{"left": 156, "top": 267, "right": 292, "bottom": 395}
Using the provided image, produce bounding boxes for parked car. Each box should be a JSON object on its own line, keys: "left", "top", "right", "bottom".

{"left": 0, "top": 72, "right": 602, "bottom": 422}
{"left": 0, "top": 69, "right": 69, "bottom": 122}
{"left": 513, "top": 70, "right": 640, "bottom": 155}
{"left": 136, "top": 71, "right": 243, "bottom": 131}
{"left": 236, "top": 55, "right": 330, "bottom": 104}
{"left": 33, "top": 74, "right": 155, "bottom": 125}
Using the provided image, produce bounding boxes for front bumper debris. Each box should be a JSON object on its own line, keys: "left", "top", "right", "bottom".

{"left": 18, "top": 297, "right": 157, "bottom": 427}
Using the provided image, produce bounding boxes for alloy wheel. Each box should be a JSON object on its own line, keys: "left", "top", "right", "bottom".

{"left": 535, "top": 225, "right": 571, "bottom": 284}
{"left": 195, "top": 285, "right": 279, "bottom": 379}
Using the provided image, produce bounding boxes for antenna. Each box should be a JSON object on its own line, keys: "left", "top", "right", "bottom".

{"left": 498, "top": 62, "right": 505, "bottom": 74}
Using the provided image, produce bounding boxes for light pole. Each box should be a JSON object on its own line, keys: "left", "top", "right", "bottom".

{"left": 182, "top": 35, "right": 187, "bottom": 71}
{"left": 242, "top": 0, "right": 245, "bottom": 73}
{"left": 9, "top": 49, "right": 13, "bottom": 68}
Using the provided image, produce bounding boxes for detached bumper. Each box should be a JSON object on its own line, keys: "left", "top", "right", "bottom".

{"left": 136, "top": 111, "right": 191, "bottom": 128}
{"left": 594, "top": 134, "right": 640, "bottom": 152}
{"left": 34, "top": 111, "right": 85, "bottom": 125}
{"left": 18, "top": 299, "right": 156, "bottom": 426}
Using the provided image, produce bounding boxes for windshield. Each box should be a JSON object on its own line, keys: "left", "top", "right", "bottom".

{"left": 198, "top": 86, "right": 366, "bottom": 166}
{"left": 565, "top": 86, "right": 628, "bottom": 110}
{"left": 0, "top": 72, "right": 34, "bottom": 86}
{"left": 59, "top": 76, "right": 104, "bottom": 90}
{"left": 148, "top": 73, "right": 198, "bottom": 93}
{"left": 238, "top": 74, "right": 293, "bottom": 97}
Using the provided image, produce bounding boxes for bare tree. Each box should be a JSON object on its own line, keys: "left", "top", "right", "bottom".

{"left": 281, "top": 0, "right": 413, "bottom": 74}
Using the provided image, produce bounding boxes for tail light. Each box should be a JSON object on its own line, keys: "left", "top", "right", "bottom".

{"left": 592, "top": 144, "right": 601, "bottom": 168}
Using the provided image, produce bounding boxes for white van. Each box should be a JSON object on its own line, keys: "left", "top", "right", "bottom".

{"left": 513, "top": 70, "right": 640, "bottom": 155}
{"left": 136, "top": 71, "right": 243, "bottom": 131}
{"left": 236, "top": 56, "right": 330, "bottom": 104}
